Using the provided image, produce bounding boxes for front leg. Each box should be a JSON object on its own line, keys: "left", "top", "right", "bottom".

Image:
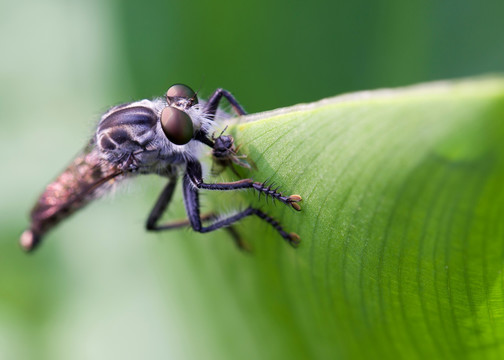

{"left": 194, "top": 129, "right": 249, "bottom": 173}
{"left": 210, "top": 130, "right": 252, "bottom": 175}
{"left": 190, "top": 88, "right": 251, "bottom": 172}
{"left": 194, "top": 88, "right": 247, "bottom": 149}
{"left": 204, "top": 88, "right": 247, "bottom": 118}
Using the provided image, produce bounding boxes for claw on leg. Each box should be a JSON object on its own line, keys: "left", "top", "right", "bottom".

{"left": 288, "top": 232, "right": 301, "bottom": 248}
{"left": 288, "top": 194, "right": 302, "bottom": 211}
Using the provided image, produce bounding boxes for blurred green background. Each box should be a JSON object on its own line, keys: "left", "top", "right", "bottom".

{"left": 1, "top": 0, "right": 504, "bottom": 359}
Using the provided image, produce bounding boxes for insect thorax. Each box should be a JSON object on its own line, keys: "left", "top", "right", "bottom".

{"left": 95, "top": 98, "right": 210, "bottom": 174}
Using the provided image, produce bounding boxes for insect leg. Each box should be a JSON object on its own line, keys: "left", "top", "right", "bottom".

{"left": 193, "top": 88, "right": 249, "bottom": 173}
{"left": 146, "top": 176, "right": 247, "bottom": 249}
{"left": 148, "top": 213, "right": 217, "bottom": 231}
{"left": 146, "top": 177, "right": 178, "bottom": 230}
{"left": 146, "top": 178, "right": 215, "bottom": 231}
{"left": 186, "top": 161, "right": 302, "bottom": 210}
{"left": 204, "top": 88, "right": 247, "bottom": 118}
{"left": 146, "top": 178, "right": 232, "bottom": 229}
{"left": 194, "top": 88, "right": 246, "bottom": 147}
{"left": 182, "top": 172, "right": 300, "bottom": 247}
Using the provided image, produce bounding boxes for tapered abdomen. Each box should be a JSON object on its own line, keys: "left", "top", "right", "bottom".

{"left": 20, "top": 143, "right": 124, "bottom": 251}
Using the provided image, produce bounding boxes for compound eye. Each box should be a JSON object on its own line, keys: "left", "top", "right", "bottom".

{"left": 160, "top": 107, "right": 194, "bottom": 145}
{"left": 166, "top": 84, "right": 198, "bottom": 104}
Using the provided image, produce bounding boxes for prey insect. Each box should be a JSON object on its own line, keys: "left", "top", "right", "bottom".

{"left": 20, "top": 84, "right": 302, "bottom": 252}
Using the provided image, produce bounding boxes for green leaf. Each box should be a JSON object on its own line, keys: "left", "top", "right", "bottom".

{"left": 178, "top": 76, "right": 504, "bottom": 359}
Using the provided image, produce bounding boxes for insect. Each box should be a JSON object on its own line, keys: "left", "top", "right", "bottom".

{"left": 20, "top": 84, "right": 302, "bottom": 252}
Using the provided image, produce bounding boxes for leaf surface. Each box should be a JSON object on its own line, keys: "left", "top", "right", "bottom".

{"left": 185, "top": 77, "right": 504, "bottom": 359}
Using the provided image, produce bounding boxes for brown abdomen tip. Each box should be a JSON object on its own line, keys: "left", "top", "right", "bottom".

{"left": 20, "top": 230, "right": 39, "bottom": 252}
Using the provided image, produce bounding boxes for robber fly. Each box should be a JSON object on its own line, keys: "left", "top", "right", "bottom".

{"left": 20, "top": 84, "right": 302, "bottom": 252}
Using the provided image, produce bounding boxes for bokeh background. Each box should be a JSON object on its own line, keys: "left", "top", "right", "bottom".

{"left": 1, "top": 0, "right": 504, "bottom": 359}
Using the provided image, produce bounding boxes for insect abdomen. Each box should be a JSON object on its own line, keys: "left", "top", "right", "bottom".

{"left": 20, "top": 144, "right": 123, "bottom": 251}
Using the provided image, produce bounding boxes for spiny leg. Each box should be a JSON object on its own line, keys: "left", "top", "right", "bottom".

{"left": 182, "top": 164, "right": 300, "bottom": 247}
{"left": 186, "top": 161, "right": 302, "bottom": 210}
